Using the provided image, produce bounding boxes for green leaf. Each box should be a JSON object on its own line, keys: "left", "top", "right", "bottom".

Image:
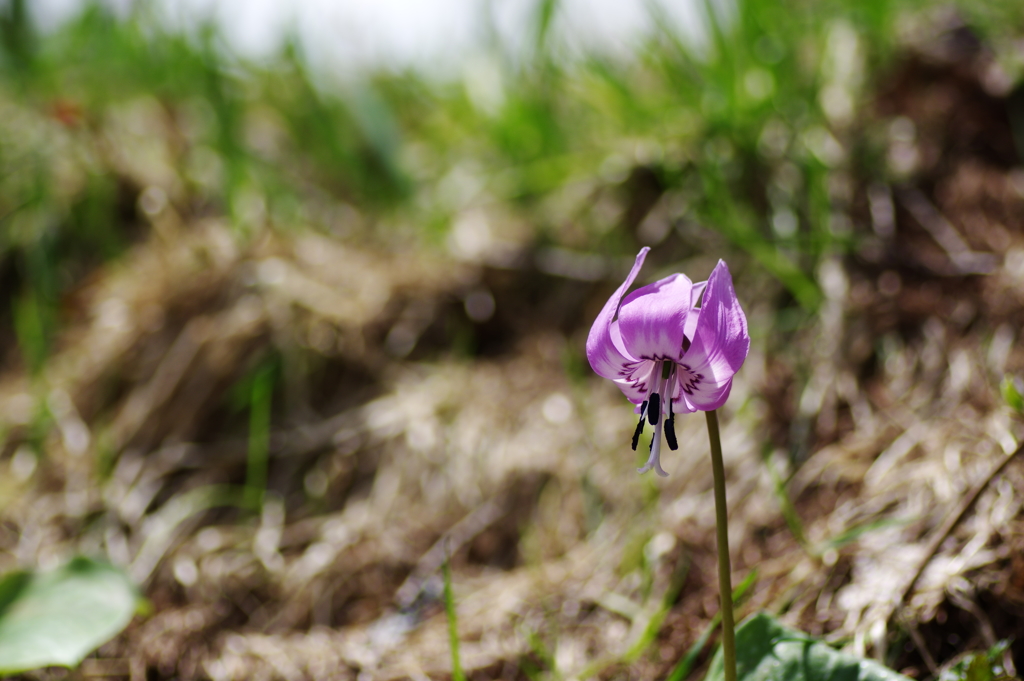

{"left": 1001, "top": 376, "right": 1024, "bottom": 414}
{"left": 939, "top": 640, "right": 1013, "bottom": 681}
{"left": 0, "top": 557, "right": 139, "bottom": 673}
{"left": 704, "top": 613, "right": 912, "bottom": 681}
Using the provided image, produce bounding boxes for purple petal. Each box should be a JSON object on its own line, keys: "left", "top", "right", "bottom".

{"left": 691, "top": 280, "right": 708, "bottom": 307}
{"left": 611, "top": 360, "right": 656, "bottom": 408}
{"left": 681, "top": 380, "right": 732, "bottom": 413}
{"left": 666, "top": 372, "right": 698, "bottom": 414}
{"left": 679, "top": 260, "right": 749, "bottom": 411}
{"left": 587, "top": 248, "right": 649, "bottom": 380}
{"left": 617, "top": 273, "right": 693, "bottom": 362}
{"left": 688, "top": 280, "right": 704, "bottom": 342}
{"left": 683, "top": 280, "right": 707, "bottom": 341}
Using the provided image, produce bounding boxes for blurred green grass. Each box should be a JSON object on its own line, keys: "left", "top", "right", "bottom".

{"left": 0, "top": 0, "right": 1022, "bottom": 375}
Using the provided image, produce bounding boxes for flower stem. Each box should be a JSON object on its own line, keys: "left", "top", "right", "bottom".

{"left": 706, "top": 409, "right": 737, "bottom": 681}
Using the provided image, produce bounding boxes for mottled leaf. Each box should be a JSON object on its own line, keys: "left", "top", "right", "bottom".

{"left": 705, "top": 613, "right": 911, "bottom": 681}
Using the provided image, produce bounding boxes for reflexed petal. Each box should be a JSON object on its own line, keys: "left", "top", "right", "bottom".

{"left": 681, "top": 380, "right": 732, "bottom": 412}
{"left": 690, "top": 280, "right": 708, "bottom": 307}
{"left": 680, "top": 260, "right": 749, "bottom": 411}
{"left": 587, "top": 248, "right": 649, "bottom": 379}
{"left": 683, "top": 280, "right": 707, "bottom": 341}
{"left": 619, "top": 381, "right": 648, "bottom": 411}
{"left": 617, "top": 273, "right": 693, "bottom": 361}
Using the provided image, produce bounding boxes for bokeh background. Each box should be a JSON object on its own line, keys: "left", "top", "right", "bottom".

{"left": 2, "top": 0, "right": 1024, "bottom": 678}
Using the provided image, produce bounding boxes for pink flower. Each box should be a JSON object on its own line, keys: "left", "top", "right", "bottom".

{"left": 587, "top": 248, "right": 749, "bottom": 476}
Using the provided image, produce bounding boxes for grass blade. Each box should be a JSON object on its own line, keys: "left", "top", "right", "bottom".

{"left": 443, "top": 547, "right": 466, "bottom": 681}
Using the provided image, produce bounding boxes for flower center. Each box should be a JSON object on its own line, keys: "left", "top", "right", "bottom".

{"left": 632, "top": 360, "right": 679, "bottom": 477}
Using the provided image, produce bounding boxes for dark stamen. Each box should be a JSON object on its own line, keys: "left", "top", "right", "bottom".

{"left": 665, "top": 415, "right": 678, "bottom": 450}
{"left": 631, "top": 416, "right": 645, "bottom": 451}
{"left": 648, "top": 392, "right": 661, "bottom": 426}
{"left": 631, "top": 400, "right": 648, "bottom": 450}
{"left": 664, "top": 369, "right": 678, "bottom": 449}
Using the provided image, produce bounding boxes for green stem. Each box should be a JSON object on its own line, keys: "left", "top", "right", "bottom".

{"left": 706, "top": 409, "right": 737, "bottom": 681}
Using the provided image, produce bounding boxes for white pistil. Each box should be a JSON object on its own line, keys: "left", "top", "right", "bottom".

{"left": 637, "top": 415, "right": 668, "bottom": 476}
